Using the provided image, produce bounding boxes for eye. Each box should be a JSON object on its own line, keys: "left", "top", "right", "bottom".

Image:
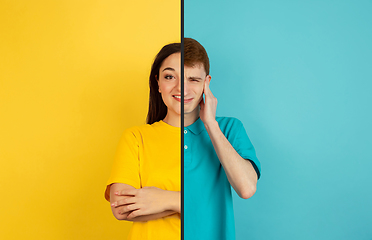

{"left": 190, "top": 78, "right": 200, "bottom": 82}
{"left": 165, "top": 74, "right": 175, "bottom": 80}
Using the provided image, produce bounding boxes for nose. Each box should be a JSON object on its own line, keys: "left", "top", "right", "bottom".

{"left": 183, "top": 76, "right": 189, "bottom": 96}
{"left": 176, "top": 76, "right": 181, "bottom": 92}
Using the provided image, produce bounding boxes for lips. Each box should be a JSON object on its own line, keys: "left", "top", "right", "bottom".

{"left": 173, "top": 95, "right": 181, "bottom": 102}
{"left": 173, "top": 95, "right": 193, "bottom": 103}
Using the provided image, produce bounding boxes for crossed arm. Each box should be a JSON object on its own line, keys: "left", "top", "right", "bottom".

{"left": 109, "top": 183, "right": 180, "bottom": 222}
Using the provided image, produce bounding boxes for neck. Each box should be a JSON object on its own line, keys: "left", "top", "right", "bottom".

{"left": 184, "top": 107, "right": 200, "bottom": 127}
{"left": 163, "top": 111, "right": 181, "bottom": 128}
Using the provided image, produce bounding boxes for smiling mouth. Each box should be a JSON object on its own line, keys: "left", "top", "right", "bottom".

{"left": 173, "top": 95, "right": 193, "bottom": 103}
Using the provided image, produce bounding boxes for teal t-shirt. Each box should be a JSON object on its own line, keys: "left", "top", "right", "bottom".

{"left": 184, "top": 117, "right": 261, "bottom": 240}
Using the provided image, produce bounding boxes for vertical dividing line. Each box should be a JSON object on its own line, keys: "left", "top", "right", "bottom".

{"left": 180, "top": 0, "right": 184, "bottom": 239}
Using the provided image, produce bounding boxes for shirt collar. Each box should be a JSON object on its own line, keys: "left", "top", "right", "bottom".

{"left": 156, "top": 120, "right": 180, "bottom": 133}
{"left": 185, "top": 117, "right": 205, "bottom": 135}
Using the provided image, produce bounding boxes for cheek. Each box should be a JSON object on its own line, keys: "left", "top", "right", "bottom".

{"left": 198, "top": 85, "right": 204, "bottom": 97}
{"left": 159, "top": 82, "right": 171, "bottom": 94}
{"left": 164, "top": 85, "right": 175, "bottom": 96}
{"left": 194, "top": 88, "right": 204, "bottom": 102}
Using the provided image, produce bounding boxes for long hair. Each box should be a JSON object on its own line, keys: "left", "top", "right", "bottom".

{"left": 146, "top": 42, "right": 181, "bottom": 124}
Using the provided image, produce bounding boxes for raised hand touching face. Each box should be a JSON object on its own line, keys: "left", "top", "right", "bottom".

{"left": 199, "top": 76, "right": 217, "bottom": 127}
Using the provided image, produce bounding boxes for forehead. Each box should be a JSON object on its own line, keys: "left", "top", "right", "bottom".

{"left": 160, "top": 53, "right": 181, "bottom": 71}
{"left": 184, "top": 64, "right": 206, "bottom": 77}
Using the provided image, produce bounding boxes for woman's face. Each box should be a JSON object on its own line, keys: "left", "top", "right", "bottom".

{"left": 157, "top": 52, "right": 181, "bottom": 117}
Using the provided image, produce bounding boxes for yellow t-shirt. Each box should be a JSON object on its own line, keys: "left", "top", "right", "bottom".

{"left": 105, "top": 120, "right": 180, "bottom": 240}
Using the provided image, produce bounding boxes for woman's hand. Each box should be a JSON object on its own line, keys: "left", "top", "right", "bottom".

{"left": 199, "top": 77, "right": 218, "bottom": 128}
{"left": 111, "top": 186, "right": 180, "bottom": 219}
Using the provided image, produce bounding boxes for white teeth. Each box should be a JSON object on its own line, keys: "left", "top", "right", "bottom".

{"left": 173, "top": 96, "right": 181, "bottom": 99}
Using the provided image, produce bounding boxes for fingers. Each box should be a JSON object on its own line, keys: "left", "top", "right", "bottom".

{"left": 111, "top": 186, "right": 165, "bottom": 218}
{"left": 111, "top": 195, "right": 141, "bottom": 216}
{"left": 118, "top": 203, "right": 140, "bottom": 215}
{"left": 199, "top": 97, "right": 205, "bottom": 109}
{"left": 203, "top": 78, "right": 208, "bottom": 94}
{"left": 203, "top": 76, "right": 214, "bottom": 98}
{"left": 111, "top": 196, "right": 137, "bottom": 208}
{"left": 127, "top": 209, "right": 144, "bottom": 219}
{"left": 115, "top": 188, "right": 137, "bottom": 196}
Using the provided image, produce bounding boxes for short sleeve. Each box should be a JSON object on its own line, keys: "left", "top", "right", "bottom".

{"left": 104, "top": 128, "right": 141, "bottom": 201}
{"left": 226, "top": 118, "right": 261, "bottom": 179}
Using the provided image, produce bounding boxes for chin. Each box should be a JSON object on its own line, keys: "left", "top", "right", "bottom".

{"left": 170, "top": 108, "right": 181, "bottom": 116}
{"left": 184, "top": 105, "right": 199, "bottom": 115}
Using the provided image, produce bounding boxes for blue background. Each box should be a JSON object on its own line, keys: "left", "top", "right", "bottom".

{"left": 185, "top": 1, "right": 372, "bottom": 239}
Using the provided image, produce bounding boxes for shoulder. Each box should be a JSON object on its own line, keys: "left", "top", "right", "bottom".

{"left": 216, "top": 116, "right": 242, "bottom": 125}
{"left": 122, "top": 121, "right": 172, "bottom": 139}
{"left": 118, "top": 124, "right": 156, "bottom": 148}
{"left": 124, "top": 124, "right": 156, "bottom": 135}
{"left": 120, "top": 124, "right": 151, "bottom": 142}
{"left": 216, "top": 117, "right": 244, "bottom": 134}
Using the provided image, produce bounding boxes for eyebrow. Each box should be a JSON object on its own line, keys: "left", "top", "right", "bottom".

{"left": 162, "top": 67, "right": 175, "bottom": 72}
{"left": 187, "top": 76, "right": 203, "bottom": 80}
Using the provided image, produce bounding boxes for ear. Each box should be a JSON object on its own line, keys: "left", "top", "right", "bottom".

{"left": 155, "top": 75, "right": 161, "bottom": 93}
{"left": 205, "top": 75, "right": 211, "bottom": 83}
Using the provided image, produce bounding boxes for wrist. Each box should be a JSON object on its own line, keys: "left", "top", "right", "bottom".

{"left": 204, "top": 119, "right": 219, "bottom": 132}
{"left": 167, "top": 191, "right": 180, "bottom": 213}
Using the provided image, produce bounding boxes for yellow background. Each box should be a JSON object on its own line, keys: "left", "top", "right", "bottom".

{"left": 0, "top": 1, "right": 180, "bottom": 239}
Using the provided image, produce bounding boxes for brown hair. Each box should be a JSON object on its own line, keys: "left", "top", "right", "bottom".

{"left": 146, "top": 42, "right": 181, "bottom": 124}
{"left": 184, "top": 38, "right": 210, "bottom": 75}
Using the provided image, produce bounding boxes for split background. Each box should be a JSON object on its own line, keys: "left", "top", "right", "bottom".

{"left": 1, "top": 1, "right": 372, "bottom": 240}
{"left": 185, "top": 1, "right": 372, "bottom": 239}
{"left": 0, "top": 1, "right": 180, "bottom": 239}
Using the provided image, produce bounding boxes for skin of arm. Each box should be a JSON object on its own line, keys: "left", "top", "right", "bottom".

{"left": 109, "top": 183, "right": 180, "bottom": 222}
{"left": 200, "top": 79, "right": 258, "bottom": 199}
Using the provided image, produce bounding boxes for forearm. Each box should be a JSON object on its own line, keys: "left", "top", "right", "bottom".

{"left": 112, "top": 207, "right": 174, "bottom": 222}
{"left": 110, "top": 183, "right": 181, "bottom": 221}
{"left": 126, "top": 190, "right": 180, "bottom": 221}
{"left": 166, "top": 190, "right": 181, "bottom": 213}
{"left": 129, "top": 210, "right": 177, "bottom": 222}
{"left": 205, "top": 120, "right": 258, "bottom": 199}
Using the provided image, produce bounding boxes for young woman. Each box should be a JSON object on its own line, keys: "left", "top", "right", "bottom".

{"left": 104, "top": 43, "right": 181, "bottom": 240}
